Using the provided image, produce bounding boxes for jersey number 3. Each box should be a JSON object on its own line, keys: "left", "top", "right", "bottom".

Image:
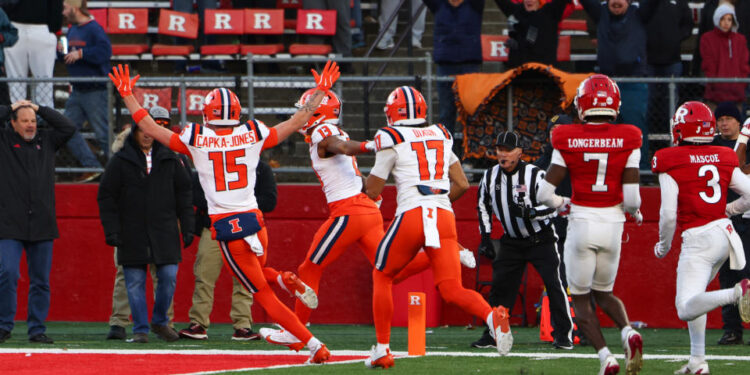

{"left": 208, "top": 149, "right": 248, "bottom": 192}
{"left": 698, "top": 164, "right": 721, "bottom": 204}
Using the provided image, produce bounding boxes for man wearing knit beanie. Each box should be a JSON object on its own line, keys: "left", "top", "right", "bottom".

{"left": 712, "top": 100, "right": 750, "bottom": 347}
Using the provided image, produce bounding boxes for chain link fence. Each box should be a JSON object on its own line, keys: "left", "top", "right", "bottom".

{"left": 3, "top": 62, "right": 748, "bottom": 181}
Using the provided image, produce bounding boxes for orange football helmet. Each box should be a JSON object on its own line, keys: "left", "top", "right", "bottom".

{"left": 295, "top": 88, "right": 341, "bottom": 134}
{"left": 384, "top": 86, "right": 427, "bottom": 126}
{"left": 203, "top": 88, "right": 241, "bottom": 126}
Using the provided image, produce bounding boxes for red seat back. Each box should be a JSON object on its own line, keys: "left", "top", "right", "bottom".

{"left": 89, "top": 8, "right": 108, "bottom": 31}
{"left": 158, "top": 9, "right": 199, "bottom": 39}
{"left": 108, "top": 8, "right": 148, "bottom": 34}
{"left": 295, "top": 9, "right": 337, "bottom": 36}
{"left": 244, "top": 9, "right": 284, "bottom": 35}
{"left": 204, "top": 9, "right": 244, "bottom": 35}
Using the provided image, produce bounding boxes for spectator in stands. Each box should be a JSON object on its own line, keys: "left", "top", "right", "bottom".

{"left": 1, "top": 0, "right": 61, "bottom": 108}
{"left": 423, "top": 0, "right": 484, "bottom": 139}
{"left": 303, "top": 0, "right": 353, "bottom": 59}
{"left": 376, "top": 0, "right": 426, "bottom": 50}
{"left": 97, "top": 121, "right": 194, "bottom": 343}
{"left": 61, "top": 0, "right": 112, "bottom": 183}
{"left": 701, "top": 3, "right": 750, "bottom": 110}
{"left": 352, "top": 0, "right": 365, "bottom": 49}
{"left": 580, "top": 0, "right": 656, "bottom": 170}
{"left": 0, "top": 100, "right": 75, "bottom": 344}
{"left": 645, "top": 0, "right": 691, "bottom": 139}
{"left": 0, "top": 8, "right": 17, "bottom": 106}
{"left": 173, "top": 0, "right": 224, "bottom": 73}
{"left": 692, "top": 0, "right": 750, "bottom": 77}
{"left": 103, "top": 109, "right": 185, "bottom": 341}
{"left": 179, "top": 160, "right": 277, "bottom": 341}
{"left": 493, "top": 0, "right": 571, "bottom": 68}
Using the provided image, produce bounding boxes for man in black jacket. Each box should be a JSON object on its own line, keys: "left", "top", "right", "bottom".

{"left": 494, "top": 0, "right": 571, "bottom": 68}
{"left": 0, "top": 99, "right": 75, "bottom": 344}
{"left": 97, "top": 124, "right": 194, "bottom": 343}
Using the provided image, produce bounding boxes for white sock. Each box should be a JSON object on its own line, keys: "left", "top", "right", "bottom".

{"left": 376, "top": 342, "right": 390, "bottom": 352}
{"left": 687, "top": 316, "right": 706, "bottom": 358}
{"left": 681, "top": 289, "right": 736, "bottom": 320}
{"left": 598, "top": 347, "right": 612, "bottom": 364}
{"left": 307, "top": 337, "right": 322, "bottom": 351}
{"left": 620, "top": 326, "right": 633, "bottom": 343}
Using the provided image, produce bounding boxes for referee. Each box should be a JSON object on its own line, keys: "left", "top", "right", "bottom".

{"left": 471, "top": 131, "right": 573, "bottom": 349}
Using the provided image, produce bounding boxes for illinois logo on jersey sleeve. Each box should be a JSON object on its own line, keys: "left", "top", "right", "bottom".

{"left": 373, "top": 127, "right": 405, "bottom": 151}
{"left": 310, "top": 123, "right": 343, "bottom": 145}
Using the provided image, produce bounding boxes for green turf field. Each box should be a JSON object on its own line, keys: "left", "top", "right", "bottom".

{"left": 2, "top": 322, "right": 750, "bottom": 374}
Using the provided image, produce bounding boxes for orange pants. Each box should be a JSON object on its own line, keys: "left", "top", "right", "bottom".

{"left": 372, "top": 207, "right": 492, "bottom": 344}
{"left": 215, "top": 213, "right": 314, "bottom": 345}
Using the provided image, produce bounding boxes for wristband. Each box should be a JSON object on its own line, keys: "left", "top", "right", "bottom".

{"left": 359, "top": 142, "right": 368, "bottom": 153}
{"left": 132, "top": 108, "right": 148, "bottom": 124}
{"left": 738, "top": 134, "right": 749, "bottom": 145}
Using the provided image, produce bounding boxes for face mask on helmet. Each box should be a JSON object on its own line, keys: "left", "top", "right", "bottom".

{"left": 574, "top": 74, "right": 621, "bottom": 122}
{"left": 295, "top": 89, "right": 341, "bottom": 135}
{"left": 671, "top": 101, "right": 715, "bottom": 145}
{"left": 203, "top": 88, "right": 241, "bottom": 126}
{"left": 384, "top": 86, "right": 427, "bottom": 126}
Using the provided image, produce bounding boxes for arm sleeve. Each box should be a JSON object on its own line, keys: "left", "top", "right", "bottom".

{"left": 579, "top": 0, "right": 602, "bottom": 23}
{"left": 254, "top": 160, "right": 278, "bottom": 213}
{"left": 173, "top": 155, "right": 195, "bottom": 236}
{"left": 97, "top": 159, "right": 122, "bottom": 237}
{"left": 477, "top": 169, "right": 494, "bottom": 237}
{"left": 81, "top": 27, "right": 112, "bottom": 64}
{"left": 726, "top": 168, "right": 750, "bottom": 215}
{"left": 531, "top": 168, "right": 557, "bottom": 219}
{"left": 169, "top": 133, "right": 190, "bottom": 155}
{"left": 370, "top": 148, "right": 397, "bottom": 180}
{"left": 551, "top": 149, "right": 567, "bottom": 167}
{"left": 622, "top": 183, "right": 641, "bottom": 215}
{"left": 261, "top": 127, "right": 278, "bottom": 151}
{"left": 657, "top": 173, "right": 679, "bottom": 252}
{"left": 538, "top": 178, "right": 565, "bottom": 208}
{"left": 38, "top": 106, "right": 75, "bottom": 149}
{"left": 625, "top": 149, "right": 641, "bottom": 168}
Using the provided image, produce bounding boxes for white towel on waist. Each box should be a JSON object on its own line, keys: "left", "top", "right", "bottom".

{"left": 422, "top": 204, "right": 441, "bottom": 248}
{"left": 721, "top": 221, "right": 746, "bottom": 270}
{"left": 244, "top": 233, "right": 264, "bottom": 257}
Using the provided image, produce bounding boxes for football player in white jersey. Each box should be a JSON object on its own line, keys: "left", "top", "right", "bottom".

{"left": 362, "top": 86, "right": 512, "bottom": 368}
{"left": 109, "top": 62, "right": 339, "bottom": 364}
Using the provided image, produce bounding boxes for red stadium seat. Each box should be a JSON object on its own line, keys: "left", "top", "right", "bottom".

{"left": 481, "top": 34, "right": 571, "bottom": 63}
{"left": 559, "top": 19, "right": 587, "bottom": 32}
{"left": 89, "top": 8, "right": 108, "bottom": 31}
{"left": 290, "top": 9, "right": 336, "bottom": 56}
{"left": 111, "top": 44, "right": 150, "bottom": 55}
{"left": 240, "top": 9, "right": 285, "bottom": 56}
{"left": 201, "top": 9, "right": 244, "bottom": 56}
{"left": 240, "top": 44, "right": 285, "bottom": 55}
{"left": 151, "top": 44, "right": 195, "bottom": 56}
{"left": 155, "top": 9, "right": 199, "bottom": 58}
{"left": 108, "top": 8, "right": 150, "bottom": 57}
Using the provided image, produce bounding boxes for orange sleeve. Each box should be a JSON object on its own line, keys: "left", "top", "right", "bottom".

{"left": 169, "top": 133, "right": 190, "bottom": 156}
{"left": 261, "top": 128, "right": 279, "bottom": 151}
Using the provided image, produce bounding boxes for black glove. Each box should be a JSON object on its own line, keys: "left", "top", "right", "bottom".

{"left": 105, "top": 233, "right": 121, "bottom": 247}
{"left": 478, "top": 235, "right": 495, "bottom": 260}
{"left": 182, "top": 233, "right": 194, "bottom": 248}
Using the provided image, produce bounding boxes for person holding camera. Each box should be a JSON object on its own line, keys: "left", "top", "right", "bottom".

{"left": 472, "top": 131, "right": 573, "bottom": 349}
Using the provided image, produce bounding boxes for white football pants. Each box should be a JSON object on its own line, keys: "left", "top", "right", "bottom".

{"left": 4, "top": 22, "right": 56, "bottom": 108}
{"left": 564, "top": 219, "right": 623, "bottom": 295}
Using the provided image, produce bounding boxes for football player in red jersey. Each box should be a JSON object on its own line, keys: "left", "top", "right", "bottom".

{"left": 537, "top": 74, "right": 643, "bottom": 375}
{"left": 109, "top": 62, "right": 340, "bottom": 364}
{"left": 652, "top": 101, "right": 750, "bottom": 374}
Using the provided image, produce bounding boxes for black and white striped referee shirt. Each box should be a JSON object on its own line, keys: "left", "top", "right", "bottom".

{"left": 477, "top": 161, "right": 556, "bottom": 239}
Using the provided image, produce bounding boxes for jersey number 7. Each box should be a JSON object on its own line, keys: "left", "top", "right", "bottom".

{"left": 208, "top": 149, "right": 249, "bottom": 192}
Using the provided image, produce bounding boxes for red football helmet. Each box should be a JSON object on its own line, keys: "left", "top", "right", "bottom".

{"left": 670, "top": 101, "right": 715, "bottom": 145}
{"left": 203, "top": 88, "right": 241, "bottom": 126}
{"left": 295, "top": 88, "right": 341, "bottom": 134}
{"left": 384, "top": 86, "right": 427, "bottom": 126}
{"left": 574, "top": 74, "right": 621, "bottom": 121}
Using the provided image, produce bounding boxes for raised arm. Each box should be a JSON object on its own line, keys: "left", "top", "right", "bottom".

{"left": 319, "top": 135, "right": 372, "bottom": 157}
{"left": 271, "top": 61, "right": 340, "bottom": 143}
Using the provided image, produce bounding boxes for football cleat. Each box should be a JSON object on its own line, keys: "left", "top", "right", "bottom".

{"left": 307, "top": 343, "right": 331, "bottom": 364}
{"left": 623, "top": 329, "right": 643, "bottom": 374}
{"left": 279, "top": 271, "right": 319, "bottom": 309}
{"left": 488, "top": 306, "right": 513, "bottom": 356}
{"left": 736, "top": 279, "right": 750, "bottom": 322}
{"left": 259, "top": 327, "right": 305, "bottom": 352}
{"left": 599, "top": 355, "right": 620, "bottom": 375}
{"left": 364, "top": 345, "right": 395, "bottom": 369}
{"left": 673, "top": 361, "right": 709, "bottom": 374}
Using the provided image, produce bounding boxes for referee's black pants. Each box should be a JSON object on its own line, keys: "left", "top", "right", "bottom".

{"left": 488, "top": 231, "right": 573, "bottom": 342}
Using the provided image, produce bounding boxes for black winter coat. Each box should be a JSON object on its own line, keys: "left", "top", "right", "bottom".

{"left": 97, "top": 132, "right": 194, "bottom": 266}
{"left": 0, "top": 105, "right": 75, "bottom": 241}
{"left": 495, "top": 0, "right": 571, "bottom": 68}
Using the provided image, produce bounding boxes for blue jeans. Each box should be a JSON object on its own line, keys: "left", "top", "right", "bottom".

{"left": 0, "top": 239, "right": 53, "bottom": 336}
{"left": 617, "top": 82, "right": 650, "bottom": 170}
{"left": 436, "top": 63, "right": 481, "bottom": 134}
{"left": 64, "top": 89, "right": 107, "bottom": 166}
{"left": 123, "top": 264, "right": 178, "bottom": 334}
